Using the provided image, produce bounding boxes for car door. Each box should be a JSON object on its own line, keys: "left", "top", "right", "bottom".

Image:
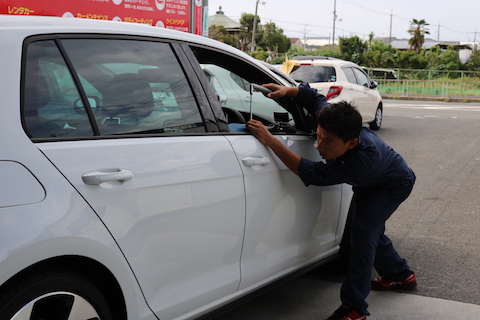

{"left": 22, "top": 37, "right": 245, "bottom": 319}
{"left": 352, "top": 67, "right": 378, "bottom": 122}
{"left": 343, "top": 66, "right": 378, "bottom": 123}
{"left": 190, "top": 47, "right": 345, "bottom": 289}
{"left": 342, "top": 66, "right": 371, "bottom": 118}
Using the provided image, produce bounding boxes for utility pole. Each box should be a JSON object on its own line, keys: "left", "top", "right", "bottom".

{"left": 474, "top": 28, "right": 477, "bottom": 52}
{"left": 304, "top": 25, "right": 308, "bottom": 50}
{"left": 332, "top": 0, "right": 336, "bottom": 50}
{"left": 437, "top": 22, "right": 441, "bottom": 41}
{"left": 251, "top": 0, "right": 265, "bottom": 52}
{"left": 389, "top": 10, "right": 393, "bottom": 43}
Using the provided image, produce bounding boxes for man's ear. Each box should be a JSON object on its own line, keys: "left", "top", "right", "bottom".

{"left": 346, "top": 138, "right": 359, "bottom": 150}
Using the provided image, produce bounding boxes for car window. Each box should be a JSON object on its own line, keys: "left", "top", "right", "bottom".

{"left": 201, "top": 63, "right": 295, "bottom": 130}
{"left": 289, "top": 65, "right": 336, "bottom": 83}
{"left": 343, "top": 67, "right": 372, "bottom": 88}
{"left": 23, "top": 38, "right": 206, "bottom": 139}
{"left": 352, "top": 67, "right": 371, "bottom": 87}
{"left": 343, "top": 67, "right": 357, "bottom": 84}
{"left": 23, "top": 40, "right": 95, "bottom": 138}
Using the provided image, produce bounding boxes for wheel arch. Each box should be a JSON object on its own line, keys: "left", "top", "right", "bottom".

{"left": 369, "top": 101, "right": 383, "bottom": 130}
{"left": 0, "top": 255, "right": 127, "bottom": 320}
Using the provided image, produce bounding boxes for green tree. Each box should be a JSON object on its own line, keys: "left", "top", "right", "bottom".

{"left": 363, "top": 41, "right": 396, "bottom": 68}
{"left": 208, "top": 25, "right": 239, "bottom": 48}
{"left": 339, "top": 36, "right": 368, "bottom": 65}
{"left": 465, "top": 49, "right": 480, "bottom": 71}
{"left": 367, "top": 32, "right": 375, "bottom": 48}
{"left": 395, "top": 50, "right": 427, "bottom": 69}
{"left": 408, "top": 19, "right": 430, "bottom": 54}
{"left": 425, "top": 45, "right": 461, "bottom": 71}
{"left": 239, "top": 13, "right": 260, "bottom": 51}
{"left": 258, "top": 22, "right": 291, "bottom": 54}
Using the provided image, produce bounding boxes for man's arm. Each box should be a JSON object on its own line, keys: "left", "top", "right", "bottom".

{"left": 246, "top": 119, "right": 301, "bottom": 176}
{"left": 262, "top": 83, "right": 299, "bottom": 99}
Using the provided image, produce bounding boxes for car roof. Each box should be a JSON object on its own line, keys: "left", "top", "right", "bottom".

{"left": 291, "top": 56, "right": 341, "bottom": 61}
{"left": 290, "top": 56, "right": 359, "bottom": 68}
{"left": 0, "top": 15, "right": 213, "bottom": 45}
{"left": 0, "top": 15, "right": 295, "bottom": 88}
{"left": 0, "top": 14, "right": 270, "bottom": 70}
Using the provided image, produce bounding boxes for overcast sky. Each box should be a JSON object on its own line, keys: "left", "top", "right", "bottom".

{"left": 206, "top": 0, "right": 480, "bottom": 43}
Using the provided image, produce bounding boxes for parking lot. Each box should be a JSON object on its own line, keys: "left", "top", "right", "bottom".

{"left": 214, "top": 101, "right": 480, "bottom": 319}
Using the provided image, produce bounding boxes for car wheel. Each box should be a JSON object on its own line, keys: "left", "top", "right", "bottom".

{"left": 0, "top": 266, "right": 113, "bottom": 320}
{"left": 369, "top": 104, "right": 382, "bottom": 130}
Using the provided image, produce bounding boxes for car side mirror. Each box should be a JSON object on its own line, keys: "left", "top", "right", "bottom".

{"left": 370, "top": 81, "right": 378, "bottom": 89}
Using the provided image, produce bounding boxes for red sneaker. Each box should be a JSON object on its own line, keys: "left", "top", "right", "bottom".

{"left": 371, "top": 271, "right": 417, "bottom": 291}
{"left": 326, "top": 304, "right": 367, "bottom": 320}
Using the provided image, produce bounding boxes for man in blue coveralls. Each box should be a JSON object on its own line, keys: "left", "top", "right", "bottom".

{"left": 246, "top": 83, "right": 417, "bottom": 320}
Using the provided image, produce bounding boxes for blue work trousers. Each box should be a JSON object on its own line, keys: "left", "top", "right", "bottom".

{"left": 340, "top": 182, "right": 414, "bottom": 315}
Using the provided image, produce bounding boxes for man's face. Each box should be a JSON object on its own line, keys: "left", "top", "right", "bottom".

{"left": 315, "top": 125, "right": 358, "bottom": 160}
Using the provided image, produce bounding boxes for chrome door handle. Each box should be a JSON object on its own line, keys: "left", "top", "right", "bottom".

{"left": 82, "top": 169, "right": 134, "bottom": 185}
{"left": 242, "top": 156, "right": 271, "bottom": 167}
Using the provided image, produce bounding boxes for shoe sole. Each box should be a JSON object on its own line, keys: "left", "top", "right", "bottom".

{"left": 371, "top": 281, "right": 417, "bottom": 291}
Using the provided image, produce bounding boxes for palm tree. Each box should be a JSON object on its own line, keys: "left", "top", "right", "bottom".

{"left": 408, "top": 19, "right": 430, "bottom": 53}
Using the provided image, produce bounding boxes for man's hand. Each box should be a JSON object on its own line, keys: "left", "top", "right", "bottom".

{"left": 246, "top": 119, "right": 274, "bottom": 146}
{"left": 247, "top": 119, "right": 301, "bottom": 175}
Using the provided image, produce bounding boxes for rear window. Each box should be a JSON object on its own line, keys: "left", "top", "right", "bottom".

{"left": 290, "top": 65, "right": 336, "bottom": 83}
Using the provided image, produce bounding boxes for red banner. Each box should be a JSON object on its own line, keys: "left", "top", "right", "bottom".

{"left": 0, "top": 0, "right": 192, "bottom": 32}
{"left": 194, "top": 0, "right": 201, "bottom": 35}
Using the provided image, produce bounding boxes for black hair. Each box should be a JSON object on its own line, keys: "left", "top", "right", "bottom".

{"left": 316, "top": 101, "right": 362, "bottom": 142}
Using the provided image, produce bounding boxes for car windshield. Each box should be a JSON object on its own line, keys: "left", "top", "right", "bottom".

{"left": 290, "top": 65, "right": 336, "bottom": 83}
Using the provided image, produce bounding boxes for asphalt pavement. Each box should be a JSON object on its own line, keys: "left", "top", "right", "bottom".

{"left": 215, "top": 99, "right": 480, "bottom": 320}
{"left": 215, "top": 276, "right": 480, "bottom": 319}
{"left": 215, "top": 259, "right": 480, "bottom": 320}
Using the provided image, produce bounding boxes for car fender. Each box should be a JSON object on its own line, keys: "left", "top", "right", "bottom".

{"left": 0, "top": 201, "right": 157, "bottom": 320}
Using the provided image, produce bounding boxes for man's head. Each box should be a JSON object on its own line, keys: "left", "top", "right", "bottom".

{"left": 315, "top": 101, "right": 362, "bottom": 160}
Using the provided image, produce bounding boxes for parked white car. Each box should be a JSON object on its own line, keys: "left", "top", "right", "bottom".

{"left": 0, "top": 15, "right": 352, "bottom": 320}
{"left": 289, "top": 56, "right": 384, "bottom": 130}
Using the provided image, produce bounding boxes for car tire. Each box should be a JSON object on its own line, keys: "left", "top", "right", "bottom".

{"left": 369, "top": 104, "right": 383, "bottom": 130}
{"left": 0, "top": 266, "right": 113, "bottom": 320}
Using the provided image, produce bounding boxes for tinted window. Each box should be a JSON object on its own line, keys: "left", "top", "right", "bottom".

{"left": 23, "top": 38, "right": 206, "bottom": 139}
{"left": 199, "top": 64, "right": 295, "bottom": 130}
{"left": 352, "top": 67, "right": 371, "bottom": 87}
{"left": 343, "top": 67, "right": 357, "bottom": 84}
{"left": 23, "top": 40, "right": 95, "bottom": 138}
{"left": 290, "top": 65, "right": 336, "bottom": 83}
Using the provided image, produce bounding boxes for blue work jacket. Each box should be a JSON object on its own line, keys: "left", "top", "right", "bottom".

{"left": 295, "top": 84, "right": 416, "bottom": 189}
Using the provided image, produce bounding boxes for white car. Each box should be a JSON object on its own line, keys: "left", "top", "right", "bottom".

{"left": 0, "top": 15, "right": 352, "bottom": 320}
{"left": 289, "top": 56, "right": 384, "bottom": 130}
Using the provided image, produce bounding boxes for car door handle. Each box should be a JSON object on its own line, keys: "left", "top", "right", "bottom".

{"left": 82, "top": 169, "right": 134, "bottom": 185}
{"left": 242, "top": 156, "right": 271, "bottom": 167}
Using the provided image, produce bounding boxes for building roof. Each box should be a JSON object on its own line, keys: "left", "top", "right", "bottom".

{"left": 208, "top": 6, "right": 241, "bottom": 30}
{"left": 374, "top": 37, "right": 467, "bottom": 51}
